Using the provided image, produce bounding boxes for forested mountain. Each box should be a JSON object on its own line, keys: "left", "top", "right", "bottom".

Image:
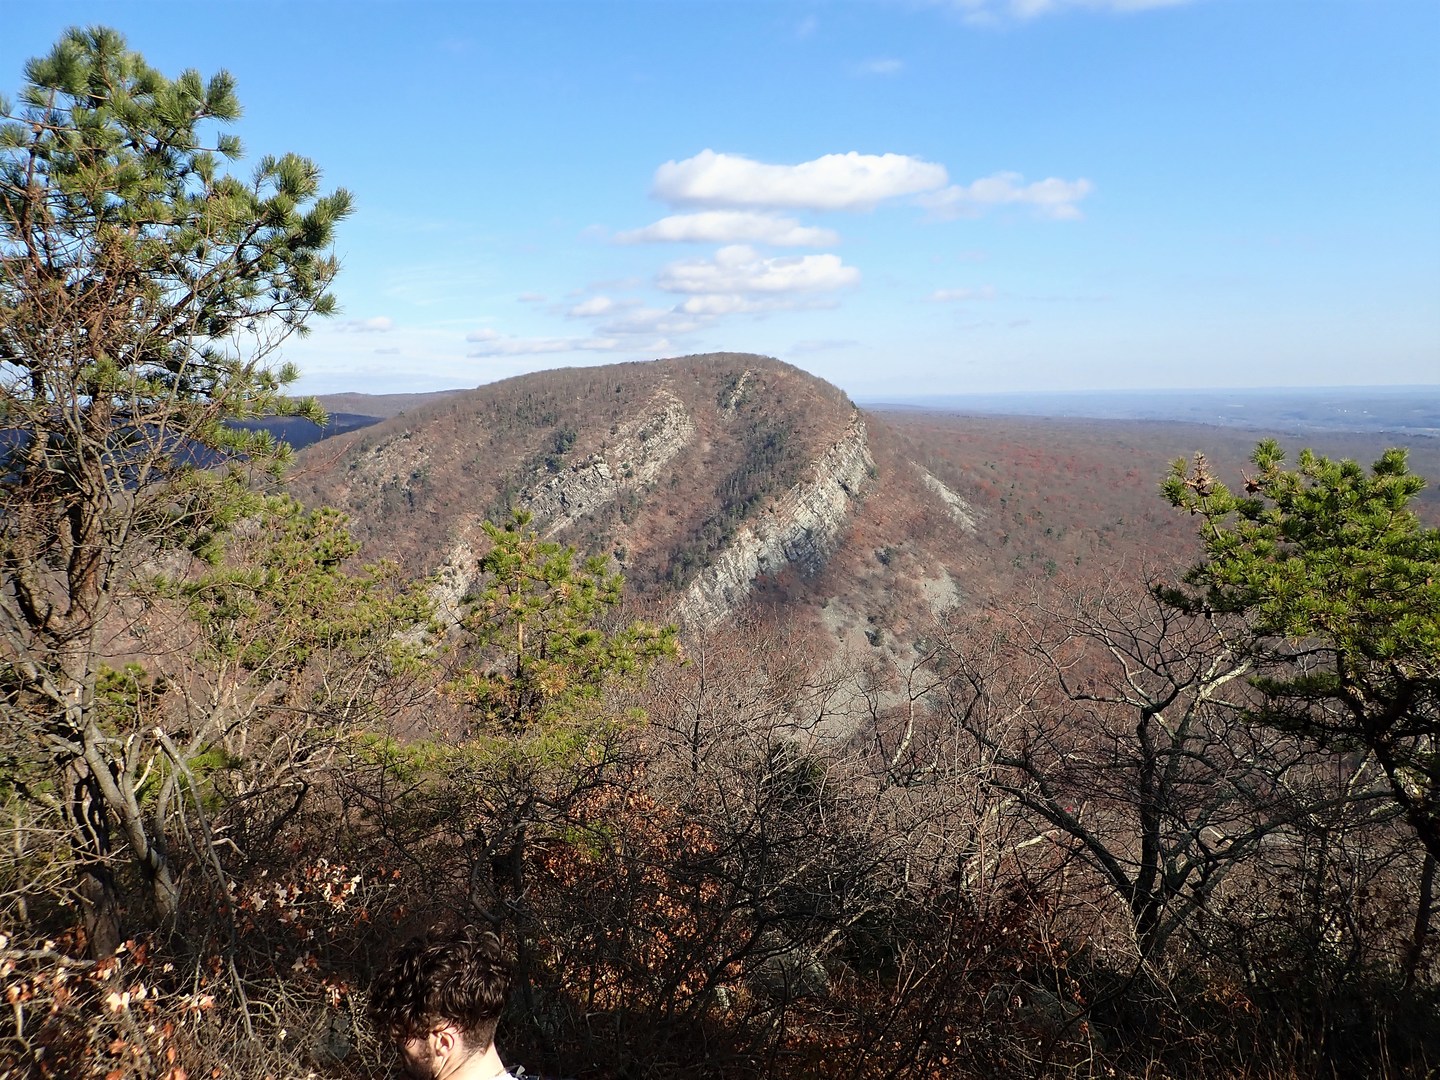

{"left": 294, "top": 354, "right": 919, "bottom": 648}
{"left": 289, "top": 354, "right": 1440, "bottom": 684}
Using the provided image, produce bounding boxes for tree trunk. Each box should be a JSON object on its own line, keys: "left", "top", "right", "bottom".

{"left": 1403, "top": 849, "right": 1435, "bottom": 987}
{"left": 69, "top": 762, "right": 124, "bottom": 957}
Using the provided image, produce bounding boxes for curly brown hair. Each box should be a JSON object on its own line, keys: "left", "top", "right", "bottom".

{"left": 369, "top": 925, "right": 513, "bottom": 1048}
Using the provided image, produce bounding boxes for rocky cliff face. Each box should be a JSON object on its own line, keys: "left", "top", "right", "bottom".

{"left": 293, "top": 355, "right": 916, "bottom": 638}
{"left": 426, "top": 389, "right": 699, "bottom": 622}
{"left": 523, "top": 389, "right": 695, "bottom": 536}
{"left": 679, "top": 413, "right": 874, "bottom": 628}
{"left": 915, "top": 466, "right": 980, "bottom": 532}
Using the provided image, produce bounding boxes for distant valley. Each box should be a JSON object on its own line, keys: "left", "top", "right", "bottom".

{"left": 868, "top": 384, "right": 1440, "bottom": 437}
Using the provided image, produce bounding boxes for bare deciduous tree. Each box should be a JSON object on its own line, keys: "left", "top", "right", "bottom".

{"left": 933, "top": 576, "right": 1308, "bottom": 960}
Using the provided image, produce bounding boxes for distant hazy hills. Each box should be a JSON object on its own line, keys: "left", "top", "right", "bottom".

{"left": 868, "top": 386, "right": 1440, "bottom": 438}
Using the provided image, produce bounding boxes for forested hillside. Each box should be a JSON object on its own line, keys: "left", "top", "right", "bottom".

{"left": 291, "top": 354, "right": 857, "bottom": 596}
{"left": 4, "top": 27, "right": 1438, "bottom": 1080}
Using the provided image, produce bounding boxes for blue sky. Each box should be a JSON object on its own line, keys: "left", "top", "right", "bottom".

{"left": 6, "top": 1, "right": 1438, "bottom": 399}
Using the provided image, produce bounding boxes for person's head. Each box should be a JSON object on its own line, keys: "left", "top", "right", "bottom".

{"left": 369, "top": 925, "right": 512, "bottom": 1079}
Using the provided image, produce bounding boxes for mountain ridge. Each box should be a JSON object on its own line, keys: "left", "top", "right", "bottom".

{"left": 291, "top": 354, "right": 909, "bottom": 637}
{"left": 290, "top": 357, "right": 1440, "bottom": 675}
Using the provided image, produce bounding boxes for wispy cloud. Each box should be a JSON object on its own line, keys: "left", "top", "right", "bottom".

{"left": 919, "top": 172, "right": 1093, "bottom": 220}
{"left": 930, "top": 286, "right": 997, "bottom": 301}
{"left": 599, "top": 307, "right": 706, "bottom": 337}
{"left": 615, "top": 210, "right": 839, "bottom": 247}
{"left": 947, "top": 0, "right": 1193, "bottom": 24}
{"left": 675, "top": 294, "right": 839, "bottom": 317}
{"left": 855, "top": 57, "right": 905, "bottom": 76}
{"left": 340, "top": 316, "right": 395, "bottom": 333}
{"left": 465, "top": 327, "right": 626, "bottom": 357}
{"left": 382, "top": 264, "right": 496, "bottom": 307}
{"left": 653, "top": 150, "right": 948, "bottom": 211}
{"left": 791, "top": 338, "right": 858, "bottom": 354}
{"left": 568, "top": 296, "right": 619, "bottom": 317}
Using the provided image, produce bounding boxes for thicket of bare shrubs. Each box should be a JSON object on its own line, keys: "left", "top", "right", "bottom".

{"left": 5, "top": 568, "right": 1437, "bottom": 1079}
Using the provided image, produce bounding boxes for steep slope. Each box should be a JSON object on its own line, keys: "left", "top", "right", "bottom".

{"left": 290, "top": 354, "right": 900, "bottom": 630}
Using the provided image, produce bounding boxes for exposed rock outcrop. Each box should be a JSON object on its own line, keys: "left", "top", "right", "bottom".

{"left": 679, "top": 413, "right": 874, "bottom": 629}
{"left": 523, "top": 389, "right": 694, "bottom": 535}
{"left": 348, "top": 427, "right": 429, "bottom": 492}
{"left": 429, "top": 531, "right": 483, "bottom": 627}
{"left": 718, "top": 368, "right": 753, "bottom": 420}
{"left": 916, "top": 466, "right": 980, "bottom": 532}
{"left": 427, "top": 390, "right": 696, "bottom": 622}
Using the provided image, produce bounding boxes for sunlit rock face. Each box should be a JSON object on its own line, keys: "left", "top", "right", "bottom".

{"left": 523, "top": 389, "right": 695, "bottom": 535}
{"left": 679, "top": 413, "right": 873, "bottom": 629}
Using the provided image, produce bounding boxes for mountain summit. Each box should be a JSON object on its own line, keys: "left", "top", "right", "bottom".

{"left": 294, "top": 354, "right": 967, "bottom": 641}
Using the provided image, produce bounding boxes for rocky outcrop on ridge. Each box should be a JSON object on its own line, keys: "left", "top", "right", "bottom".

{"left": 523, "top": 389, "right": 695, "bottom": 536}
{"left": 679, "top": 413, "right": 874, "bottom": 628}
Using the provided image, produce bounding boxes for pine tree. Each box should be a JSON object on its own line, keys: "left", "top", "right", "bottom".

{"left": 1161, "top": 440, "right": 1440, "bottom": 860}
{"left": 451, "top": 512, "right": 677, "bottom": 733}
{"left": 0, "top": 27, "right": 352, "bottom": 955}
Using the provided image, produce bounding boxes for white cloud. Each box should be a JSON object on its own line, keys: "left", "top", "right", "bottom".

{"left": 675, "top": 294, "right": 836, "bottom": 317}
{"left": 677, "top": 295, "right": 753, "bottom": 316}
{"left": 517, "top": 292, "right": 546, "bottom": 303}
{"left": 341, "top": 316, "right": 395, "bottom": 333}
{"left": 656, "top": 245, "right": 860, "bottom": 296}
{"left": 600, "top": 307, "right": 706, "bottom": 337}
{"left": 652, "top": 150, "right": 948, "bottom": 211}
{"left": 568, "top": 296, "right": 617, "bottom": 317}
{"left": 930, "top": 286, "right": 997, "bottom": 301}
{"left": 466, "top": 333, "right": 624, "bottom": 357}
{"left": 919, "top": 172, "right": 1094, "bottom": 220}
{"left": 856, "top": 57, "right": 905, "bottom": 76}
{"left": 947, "top": 0, "right": 1192, "bottom": 23}
{"left": 615, "top": 211, "right": 839, "bottom": 247}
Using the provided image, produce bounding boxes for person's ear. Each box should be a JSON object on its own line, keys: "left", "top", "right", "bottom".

{"left": 430, "top": 1024, "right": 458, "bottom": 1062}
